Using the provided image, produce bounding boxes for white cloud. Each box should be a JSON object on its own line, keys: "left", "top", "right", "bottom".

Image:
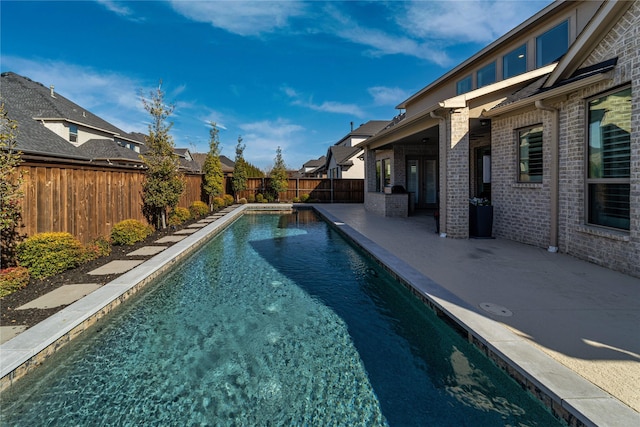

{"left": 95, "top": 0, "right": 144, "bottom": 22}
{"left": 237, "top": 118, "right": 305, "bottom": 169}
{"left": 398, "top": 1, "right": 550, "bottom": 44}
{"left": 368, "top": 86, "right": 409, "bottom": 106}
{"left": 168, "top": 0, "right": 306, "bottom": 36}
{"left": 282, "top": 86, "right": 366, "bottom": 118}
{"left": 322, "top": 5, "right": 452, "bottom": 66}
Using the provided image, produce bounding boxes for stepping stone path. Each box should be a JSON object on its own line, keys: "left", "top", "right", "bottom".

{"left": 88, "top": 260, "right": 144, "bottom": 275}
{"left": 17, "top": 284, "right": 102, "bottom": 310}
{"left": 187, "top": 223, "right": 207, "bottom": 228}
{"left": 126, "top": 246, "right": 167, "bottom": 256}
{"left": 155, "top": 235, "right": 186, "bottom": 243}
{"left": 173, "top": 228, "right": 198, "bottom": 235}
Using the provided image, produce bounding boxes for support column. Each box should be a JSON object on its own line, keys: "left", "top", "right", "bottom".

{"left": 446, "top": 107, "right": 470, "bottom": 238}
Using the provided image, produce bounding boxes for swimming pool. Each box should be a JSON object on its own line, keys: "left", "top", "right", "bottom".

{"left": 1, "top": 211, "right": 562, "bottom": 426}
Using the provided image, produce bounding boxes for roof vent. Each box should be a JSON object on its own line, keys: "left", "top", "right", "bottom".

{"left": 49, "top": 85, "right": 55, "bottom": 98}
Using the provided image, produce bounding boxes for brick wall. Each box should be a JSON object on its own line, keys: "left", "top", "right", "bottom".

{"left": 492, "top": 109, "right": 551, "bottom": 248}
{"left": 446, "top": 107, "right": 470, "bottom": 238}
{"left": 491, "top": 1, "right": 640, "bottom": 277}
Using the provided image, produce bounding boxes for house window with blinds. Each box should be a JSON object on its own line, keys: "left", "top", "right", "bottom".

{"left": 587, "top": 87, "right": 631, "bottom": 230}
{"left": 518, "top": 125, "right": 543, "bottom": 182}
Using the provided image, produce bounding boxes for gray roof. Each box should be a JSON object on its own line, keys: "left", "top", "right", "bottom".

{"left": 303, "top": 156, "right": 326, "bottom": 168}
{"left": 328, "top": 145, "right": 361, "bottom": 166}
{"left": 76, "top": 139, "right": 142, "bottom": 163}
{"left": 336, "top": 120, "right": 389, "bottom": 145}
{"left": 1, "top": 72, "right": 90, "bottom": 160}
{"left": 491, "top": 58, "right": 618, "bottom": 110}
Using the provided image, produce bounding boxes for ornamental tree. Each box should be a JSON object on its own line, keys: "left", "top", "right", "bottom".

{"left": 140, "top": 83, "right": 185, "bottom": 229}
{"left": 232, "top": 135, "right": 248, "bottom": 201}
{"left": 0, "top": 103, "right": 26, "bottom": 268}
{"left": 202, "top": 122, "right": 224, "bottom": 209}
{"left": 270, "top": 146, "right": 288, "bottom": 201}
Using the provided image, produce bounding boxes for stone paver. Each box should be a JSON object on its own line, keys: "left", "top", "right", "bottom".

{"left": 173, "top": 228, "right": 197, "bottom": 235}
{"left": 155, "top": 235, "right": 186, "bottom": 243}
{"left": 126, "top": 246, "right": 167, "bottom": 256}
{"left": 0, "top": 326, "right": 27, "bottom": 344}
{"left": 88, "top": 260, "right": 144, "bottom": 275}
{"left": 17, "top": 284, "right": 102, "bottom": 310}
{"left": 187, "top": 223, "right": 207, "bottom": 228}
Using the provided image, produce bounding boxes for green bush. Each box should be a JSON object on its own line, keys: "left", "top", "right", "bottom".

{"left": 110, "top": 219, "right": 153, "bottom": 246}
{"left": 168, "top": 207, "right": 191, "bottom": 226}
{"left": 83, "top": 236, "right": 112, "bottom": 262}
{"left": 189, "top": 201, "right": 209, "bottom": 218}
{"left": 256, "top": 193, "right": 264, "bottom": 203}
{"left": 247, "top": 194, "right": 256, "bottom": 203}
{"left": 0, "top": 267, "right": 30, "bottom": 297}
{"left": 300, "top": 193, "right": 310, "bottom": 203}
{"left": 223, "top": 194, "right": 234, "bottom": 206}
{"left": 239, "top": 197, "right": 248, "bottom": 204}
{"left": 212, "top": 197, "right": 225, "bottom": 211}
{"left": 292, "top": 196, "right": 300, "bottom": 203}
{"left": 16, "top": 232, "right": 85, "bottom": 279}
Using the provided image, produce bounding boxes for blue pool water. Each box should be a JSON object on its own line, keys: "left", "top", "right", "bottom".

{"left": 1, "top": 211, "right": 562, "bottom": 426}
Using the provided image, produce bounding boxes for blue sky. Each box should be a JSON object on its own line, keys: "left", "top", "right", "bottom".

{"left": 1, "top": 0, "right": 552, "bottom": 170}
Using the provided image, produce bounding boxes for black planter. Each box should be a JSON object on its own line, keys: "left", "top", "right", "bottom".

{"left": 470, "top": 205, "right": 493, "bottom": 238}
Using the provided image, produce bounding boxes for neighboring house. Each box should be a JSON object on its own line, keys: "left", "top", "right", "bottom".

{"left": 1, "top": 72, "right": 199, "bottom": 172}
{"left": 357, "top": 0, "right": 639, "bottom": 277}
{"left": 298, "top": 156, "right": 327, "bottom": 178}
{"left": 326, "top": 120, "right": 388, "bottom": 179}
{"left": 191, "top": 153, "right": 235, "bottom": 177}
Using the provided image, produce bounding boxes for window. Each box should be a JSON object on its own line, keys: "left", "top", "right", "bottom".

{"left": 518, "top": 125, "right": 543, "bottom": 182}
{"left": 503, "top": 44, "right": 527, "bottom": 79}
{"left": 69, "top": 124, "right": 78, "bottom": 143}
{"left": 587, "top": 87, "right": 631, "bottom": 230}
{"left": 456, "top": 75, "right": 472, "bottom": 95}
{"left": 375, "top": 160, "right": 381, "bottom": 192}
{"left": 477, "top": 62, "right": 496, "bottom": 88}
{"left": 536, "top": 20, "right": 568, "bottom": 67}
{"left": 383, "top": 159, "right": 391, "bottom": 187}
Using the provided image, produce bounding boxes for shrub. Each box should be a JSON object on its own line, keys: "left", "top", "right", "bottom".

{"left": 239, "top": 197, "right": 247, "bottom": 204}
{"left": 83, "top": 236, "right": 111, "bottom": 262}
{"left": 292, "top": 196, "right": 300, "bottom": 203}
{"left": 0, "top": 266, "right": 30, "bottom": 297}
{"left": 168, "top": 207, "right": 191, "bottom": 226}
{"left": 223, "top": 194, "right": 234, "bottom": 206}
{"left": 212, "top": 197, "right": 225, "bottom": 211}
{"left": 111, "top": 219, "right": 153, "bottom": 246}
{"left": 256, "top": 193, "right": 264, "bottom": 203}
{"left": 247, "top": 194, "right": 256, "bottom": 203}
{"left": 16, "top": 232, "right": 85, "bottom": 278}
{"left": 300, "top": 193, "right": 310, "bottom": 203}
{"left": 189, "top": 201, "right": 209, "bottom": 218}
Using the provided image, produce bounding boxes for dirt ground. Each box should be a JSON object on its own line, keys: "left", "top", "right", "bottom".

{"left": 0, "top": 219, "right": 199, "bottom": 330}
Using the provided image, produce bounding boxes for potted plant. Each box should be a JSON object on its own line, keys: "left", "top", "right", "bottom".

{"left": 469, "top": 197, "right": 493, "bottom": 238}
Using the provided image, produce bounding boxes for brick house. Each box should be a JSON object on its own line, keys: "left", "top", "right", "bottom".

{"left": 357, "top": 0, "right": 639, "bottom": 277}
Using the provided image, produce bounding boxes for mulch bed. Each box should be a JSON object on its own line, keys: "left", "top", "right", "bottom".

{"left": 0, "top": 219, "right": 203, "bottom": 330}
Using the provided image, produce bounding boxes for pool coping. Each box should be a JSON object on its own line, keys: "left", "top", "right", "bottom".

{"left": 313, "top": 205, "right": 638, "bottom": 427}
{"left": 1, "top": 204, "right": 635, "bottom": 426}
{"left": 0, "top": 204, "right": 292, "bottom": 392}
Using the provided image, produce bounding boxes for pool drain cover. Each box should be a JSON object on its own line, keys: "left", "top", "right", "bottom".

{"left": 479, "top": 302, "right": 513, "bottom": 317}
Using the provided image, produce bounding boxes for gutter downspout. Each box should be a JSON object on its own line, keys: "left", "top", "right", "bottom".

{"left": 535, "top": 100, "right": 559, "bottom": 253}
{"left": 430, "top": 110, "right": 447, "bottom": 238}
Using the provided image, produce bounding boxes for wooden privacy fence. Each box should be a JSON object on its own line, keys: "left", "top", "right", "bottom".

{"left": 13, "top": 163, "right": 363, "bottom": 244}
{"left": 16, "top": 161, "right": 204, "bottom": 244}
{"left": 231, "top": 178, "right": 364, "bottom": 203}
